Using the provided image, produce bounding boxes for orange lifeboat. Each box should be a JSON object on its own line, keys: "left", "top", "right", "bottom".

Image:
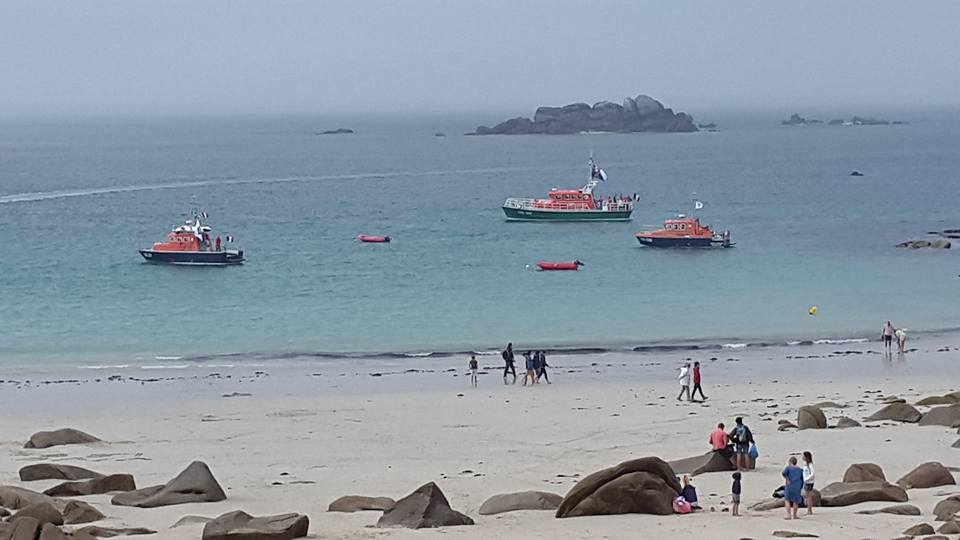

{"left": 358, "top": 234, "right": 391, "bottom": 243}
{"left": 537, "top": 260, "right": 584, "bottom": 271}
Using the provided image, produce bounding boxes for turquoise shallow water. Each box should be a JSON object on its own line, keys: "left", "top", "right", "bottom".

{"left": 1, "top": 112, "right": 958, "bottom": 366}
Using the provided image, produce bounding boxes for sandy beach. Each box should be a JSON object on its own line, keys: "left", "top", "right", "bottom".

{"left": 2, "top": 337, "right": 959, "bottom": 539}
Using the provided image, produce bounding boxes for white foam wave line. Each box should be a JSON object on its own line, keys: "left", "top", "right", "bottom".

{"left": 0, "top": 164, "right": 567, "bottom": 205}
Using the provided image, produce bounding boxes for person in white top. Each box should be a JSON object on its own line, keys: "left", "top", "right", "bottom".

{"left": 802, "top": 451, "right": 816, "bottom": 515}
{"left": 677, "top": 362, "right": 691, "bottom": 402}
{"left": 895, "top": 328, "right": 906, "bottom": 353}
{"left": 881, "top": 321, "right": 895, "bottom": 352}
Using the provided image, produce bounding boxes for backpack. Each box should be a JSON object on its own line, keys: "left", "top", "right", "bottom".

{"left": 733, "top": 425, "right": 748, "bottom": 443}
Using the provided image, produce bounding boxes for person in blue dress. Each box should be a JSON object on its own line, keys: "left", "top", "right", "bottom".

{"left": 782, "top": 456, "right": 805, "bottom": 519}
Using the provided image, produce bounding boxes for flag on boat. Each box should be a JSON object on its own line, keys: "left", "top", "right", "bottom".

{"left": 225, "top": 235, "right": 235, "bottom": 243}
{"left": 694, "top": 199, "right": 704, "bottom": 210}
{"left": 200, "top": 211, "right": 208, "bottom": 219}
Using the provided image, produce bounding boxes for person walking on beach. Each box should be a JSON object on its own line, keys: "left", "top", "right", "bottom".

{"left": 691, "top": 360, "right": 707, "bottom": 401}
{"left": 729, "top": 417, "right": 754, "bottom": 471}
{"left": 502, "top": 343, "right": 516, "bottom": 384}
{"left": 521, "top": 350, "right": 536, "bottom": 386}
{"left": 782, "top": 456, "right": 805, "bottom": 520}
{"left": 468, "top": 354, "right": 479, "bottom": 388}
{"left": 677, "top": 362, "right": 691, "bottom": 401}
{"left": 895, "top": 327, "right": 907, "bottom": 353}
{"left": 881, "top": 321, "right": 895, "bottom": 352}
{"left": 731, "top": 472, "right": 742, "bottom": 516}
{"left": 802, "top": 451, "right": 815, "bottom": 515}
{"left": 536, "top": 350, "right": 551, "bottom": 384}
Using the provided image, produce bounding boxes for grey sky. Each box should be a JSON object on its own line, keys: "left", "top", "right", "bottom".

{"left": 1, "top": 1, "right": 958, "bottom": 116}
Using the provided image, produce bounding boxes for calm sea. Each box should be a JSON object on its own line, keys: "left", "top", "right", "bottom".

{"left": 1, "top": 110, "right": 958, "bottom": 370}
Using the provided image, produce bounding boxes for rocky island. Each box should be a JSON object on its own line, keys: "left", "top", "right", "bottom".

{"left": 316, "top": 128, "right": 354, "bottom": 135}
{"left": 468, "top": 94, "right": 697, "bottom": 135}
{"left": 784, "top": 114, "right": 903, "bottom": 127}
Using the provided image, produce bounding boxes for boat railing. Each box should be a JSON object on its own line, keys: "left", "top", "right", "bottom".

{"left": 503, "top": 198, "right": 536, "bottom": 209}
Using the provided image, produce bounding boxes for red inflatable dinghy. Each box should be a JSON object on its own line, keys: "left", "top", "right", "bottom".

{"left": 537, "top": 260, "right": 584, "bottom": 271}
{"left": 358, "top": 235, "right": 391, "bottom": 243}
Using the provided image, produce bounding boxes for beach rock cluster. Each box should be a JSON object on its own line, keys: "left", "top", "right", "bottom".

{"left": 470, "top": 94, "right": 697, "bottom": 135}
{"left": 896, "top": 239, "right": 951, "bottom": 249}
{"left": 555, "top": 457, "right": 681, "bottom": 518}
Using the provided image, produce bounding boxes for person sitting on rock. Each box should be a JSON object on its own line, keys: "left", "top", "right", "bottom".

{"left": 680, "top": 475, "right": 701, "bottom": 510}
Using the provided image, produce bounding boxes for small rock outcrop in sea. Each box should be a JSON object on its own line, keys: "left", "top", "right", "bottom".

{"left": 202, "top": 511, "right": 309, "bottom": 540}
{"left": 842, "top": 463, "right": 887, "bottom": 483}
{"left": 668, "top": 451, "right": 735, "bottom": 476}
{"left": 772, "top": 531, "right": 819, "bottom": 538}
{"left": 315, "top": 128, "right": 354, "bottom": 135}
{"left": 896, "top": 239, "right": 952, "bottom": 249}
{"left": 111, "top": 461, "right": 225, "bottom": 508}
{"left": 864, "top": 403, "right": 922, "bottom": 423}
{"left": 469, "top": 94, "right": 697, "bottom": 135}
{"left": 327, "top": 495, "right": 395, "bottom": 513}
{"left": 781, "top": 113, "right": 822, "bottom": 126}
{"left": 478, "top": 491, "right": 562, "bottom": 515}
{"left": 819, "top": 481, "right": 908, "bottom": 507}
{"left": 62, "top": 501, "right": 105, "bottom": 525}
{"left": 896, "top": 462, "right": 956, "bottom": 489}
{"left": 19, "top": 464, "right": 103, "bottom": 483}
{"left": 797, "top": 405, "right": 828, "bottom": 429}
{"left": 555, "top": 457, "right": 681, "bottom": 518}
{"left": 45, "top": 474, "right": 135, "bottom": 497}
{"left": 919, "top": 404, "right": 960, "bottom": 426}
{"left": 376, "top": 482, "right": 473, "bottom": 529}
{"left": 23, "top": 429, "right": 101, "bottom": 449}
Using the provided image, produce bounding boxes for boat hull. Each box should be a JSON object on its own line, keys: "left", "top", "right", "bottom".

{"left": 635, "top": 236, "right": 726, "bottom": 248}
{"left": 139, "top": 250, "right": 245, "bottom": 265}
{"left": 503, "top": 207, "right": 632, "bottom": 221}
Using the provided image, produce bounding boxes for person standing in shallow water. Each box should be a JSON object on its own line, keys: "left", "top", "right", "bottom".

{"left": 691, "top": 360, "right": 707, "bottom": 401}
{"left": 501, "top": 343, "right": 516, "bottom": 384}
{"left": 468, "top": 354, "right": 478, "bottom": 388}
{"left": 881, "top": 321, "right": 895, "bottom": 352}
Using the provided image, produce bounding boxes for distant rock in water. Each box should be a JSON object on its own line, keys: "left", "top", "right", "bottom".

{"left": 782, "top": 113, "right": 821, "bottom": 126}
{"left": 697, "top": 122, "right": 716, "bottom": 129}
{"left": 316, "top": 128, "right": 354, "bottom": 135}
{"left": 469, "top": 94, "right": 697, "bottom": 135}
{"left": 434, "top": 132, "right": 446, "bottom": 137}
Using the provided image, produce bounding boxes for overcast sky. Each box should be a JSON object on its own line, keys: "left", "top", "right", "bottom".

{"left": 1, "top": 1, "right": 958, "bottom": 116}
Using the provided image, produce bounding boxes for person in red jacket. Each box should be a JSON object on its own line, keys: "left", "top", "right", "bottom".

{"left": 692, "top": 360, "right": 707, "bottom": 401}
{"left": 215, "top": 235, "right": 222, "bottom": 252}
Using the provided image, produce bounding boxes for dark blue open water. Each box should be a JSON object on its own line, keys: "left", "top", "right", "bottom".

{"left": 1, "top": 111, "right": 958, "bottom": 367}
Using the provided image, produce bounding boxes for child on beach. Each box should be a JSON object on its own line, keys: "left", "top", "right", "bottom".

{"left": 731, "top": 472, "right": 742, "bottom": 516}
{"left": 468, "top": 355, "right": 478, "bottom": 387}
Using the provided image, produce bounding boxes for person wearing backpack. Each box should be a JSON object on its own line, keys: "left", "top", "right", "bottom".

{"left": 728, "top": 417, "right": 754, "bottom": 471}
{"left": 501, "top": 343, "right": 516, "bottom": 384}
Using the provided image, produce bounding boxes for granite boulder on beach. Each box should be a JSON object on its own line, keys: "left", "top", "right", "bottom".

{"left": 842, "top": 463, "right": 887, "bottom": 483}
{"left": 797, "top": 405, "right": 828, "bottom": 429}
{"left": 819, "top": 481, "right": 908, "bottom": 506}
{"left": 327, "top": 495, "right": 395, "bottom": 513}
{"left": 896, "top": 462, "right": 956, "bottom": 489}
{"left": 111, "top": 461, "right": 225, "bottom": 508}
{"left": 555, "top": 457, "right": 681, "bottom": 517}
{"left": 376, "top": 482, "right": 473, "bottom": 529}
{"left": 864, "top": 403, "right": 922, "bottom": 423}
{"left": 668, "top": 451, "right": 735, "bottom": 476}
{"left": 23, "top": 429, "right": 101, "bottom": 449}
{"left": 44, "top": 474, "right": 136, "bottom": 497}
{"left": 19, "top": 464, "right": 103, "bottom": 482}
{"left": 918, "top": 404, "right": 960, "bottom": 427}
{"left": 478, "top": 491, "right": 563, "bottom": 515}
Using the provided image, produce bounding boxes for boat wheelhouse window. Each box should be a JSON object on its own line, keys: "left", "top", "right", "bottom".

{"left": 679, "top": 224, "right": 686, "bottom": 230}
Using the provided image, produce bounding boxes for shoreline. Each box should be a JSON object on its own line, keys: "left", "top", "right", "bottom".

{"left": 3, "top": 324, "right": 957, "bottom": 378}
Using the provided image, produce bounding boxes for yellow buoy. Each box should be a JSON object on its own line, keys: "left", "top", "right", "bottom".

{"left": 808, "top": 306, "right": 818, "bottom": 316}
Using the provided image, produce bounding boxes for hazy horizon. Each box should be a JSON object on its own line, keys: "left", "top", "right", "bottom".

{"left": 2, "top": 1, "right": 959, "bottom": 117}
